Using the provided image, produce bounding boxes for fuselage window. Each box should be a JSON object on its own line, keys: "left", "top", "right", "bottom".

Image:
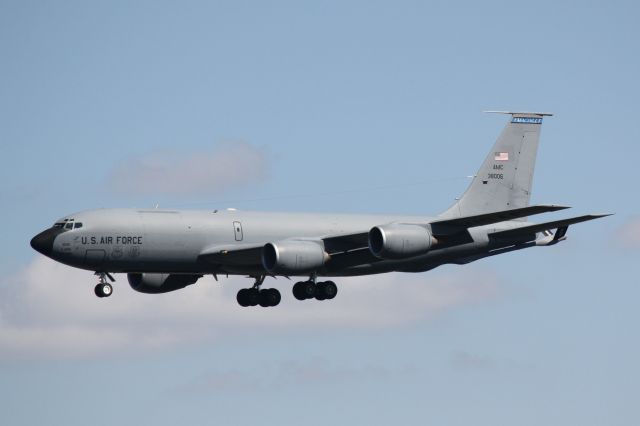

{"left": 74, "top": 223, "right": 83, "bottom": 229}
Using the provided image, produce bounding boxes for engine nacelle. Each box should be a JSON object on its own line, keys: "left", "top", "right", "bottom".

{"left": 262, "top": 240, "right": 329, "bottom": 274}
{"left": 369, "top": 224, "right": 435, "bottom": 259}
{"left": 127, "top": 273, "right": 201, "bottom": 294}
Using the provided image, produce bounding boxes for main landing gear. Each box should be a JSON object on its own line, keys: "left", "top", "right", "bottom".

{"left": 94, "top": 272, "right": 115, "bottom": 298}
{"left": 236, "top": 274, "right": 339, "bottom": 307}
{"left": 236, "top": 275, "right": 281, "bottom": 308}
{"left": 292, "top": 275, "right": 338, "bottom": 302}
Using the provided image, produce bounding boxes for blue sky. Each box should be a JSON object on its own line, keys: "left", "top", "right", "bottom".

{"left": 1, "top": 1, "right": 639, "bottom": 425}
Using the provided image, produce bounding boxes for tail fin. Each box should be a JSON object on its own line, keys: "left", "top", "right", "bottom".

{"left": 441, "top": 111, "right": 552, "bottom": 219}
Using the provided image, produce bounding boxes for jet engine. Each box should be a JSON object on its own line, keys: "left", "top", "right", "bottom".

{"left": 127, "top": 273, "right": 201, "bottom": 294}
{"left": 368, "top": 224, "right": 436, "bottom": 259}
{"left": 262, "top": 240, "right": 329, "bottom": 274}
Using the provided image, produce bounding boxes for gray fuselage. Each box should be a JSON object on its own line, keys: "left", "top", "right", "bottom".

{"left": 39, "top": 208, "right": 512, "bottom": 277}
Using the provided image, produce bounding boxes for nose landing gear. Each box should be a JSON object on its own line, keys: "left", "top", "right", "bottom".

{"left": 94, "top": 272, "right": 115, "bottom": 298}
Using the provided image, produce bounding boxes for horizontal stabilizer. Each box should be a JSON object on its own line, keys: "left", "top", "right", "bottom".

{"left": 488, "top": 214, "right": 612, "bottom": 241}
{"left": 431, "top": 204, "right": 570, "bottom": 235}
{"left": 483, "top": 111, "right": 554, "bottom": 117}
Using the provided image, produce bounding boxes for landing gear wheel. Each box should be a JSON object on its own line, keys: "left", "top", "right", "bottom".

{"left": 293, "top": 282, "right": 307, "bottom": 300}
{"left": 102, "top": 283, "right": 113, "bottom": 297}
{"left": 259, "top": 288, "right": 281, "bottom": 307}
{"left": 301, "top": 281, "right": 316, "bottom": 299}
{"left": 315, "top": 282, "right": 327, "bottom": 301}
{"left": 237, "top": 276, "right": 281, "bottom": 307}
{"left": 269, "top": 288, "right": 281, "bottom": 306}
{"left": 94, "top": 283, "right": 112, "bottom": 298}
{"left": 237, "top": 288, "right": 250, "bottom": 307}
{"left": 238, "top": 287, "right": 280, "bottom": 307}
{"left": 323, "top": 281, "right": 337, "bottom": 299}
{"left": 246, "top": 288, "right": 260, "bottom": 306}
{"left": 293, "top": 279, "right": 338, "bottom": 301}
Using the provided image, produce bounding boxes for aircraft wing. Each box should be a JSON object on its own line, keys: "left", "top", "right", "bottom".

{"left": 322, "top": 233, "right": 380, "bottom": 269}
{"left": 320, "top": 205, "right": 571, "bottom": 251}
{"left": 199, "top": 232, "right": 377, "bottom": 270}
{"left": 322, "top": 232, "right": 369, "bottom": 252}
{"left": 488, "top": 214, "right": 612, "bottom": 241}
{"left": 197, "top": 207, "right": 605, "bottom": 270}
{"left": 430, "top": 204, "right": 569, "bottom": 235}
{"left": 199, "top": 243, "right": 264, "bottom": 266}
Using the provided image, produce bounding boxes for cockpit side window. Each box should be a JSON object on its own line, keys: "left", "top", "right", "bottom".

{"left": 74, "top": 223, "right": 83, "bottom": 229}
{"left": 64, "top": 222, "right": 73, "bottom": 230}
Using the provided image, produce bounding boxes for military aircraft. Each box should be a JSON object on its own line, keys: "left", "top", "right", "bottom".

{"left": 30, "top": 112, "right": 609, "bottom": 307}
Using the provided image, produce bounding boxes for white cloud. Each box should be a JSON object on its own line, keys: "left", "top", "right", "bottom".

{"left": 176, "top": 357, "right": 418, "bottom": 394}
{"left": 0, "top": 257, "right": 501, "bottom": 360}
{"left": 615, "top": 216, "right": 640, "bottom": 248}
{"left": 108, "top": 141, "right": 268, "bottom": 196}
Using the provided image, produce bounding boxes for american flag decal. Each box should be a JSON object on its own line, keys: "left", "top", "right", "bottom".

{"left": 494, "top": 152, "right": 509, "bottom": 161}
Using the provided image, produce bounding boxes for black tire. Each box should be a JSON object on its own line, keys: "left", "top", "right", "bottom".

{"left": 246, "top": 288, "right": 260, "bottom": 306}
{"left": 236, "top": 289, "right": 249, "bottom": 307}
{"left": 94, "top": 284, "right": 105, "bottom": 298}
{"left": 259, "top": 289, "right": 271, "bottom": 307}
{"left": 292, "top": 282, "right": 306, "bottom": 300}
{"left": 301, "top": 281, "right": 316, "bottom": 299}
{"left": 323, "top": 281, "right": 338, "bottom": 299}
{"left": 259, "top": 288, "right": 281, "bottom": 307}
{"left": 269, "top": 288, "right": 281, "bottom": 306}
{"left": 315, "top": 282, "right": 327, "bottom": 301}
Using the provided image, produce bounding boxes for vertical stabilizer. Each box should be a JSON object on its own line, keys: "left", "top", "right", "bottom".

{"left": 441, "top": 112, "right": 552, "bottom": 219}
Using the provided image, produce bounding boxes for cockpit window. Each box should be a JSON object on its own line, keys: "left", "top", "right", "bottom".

{"left": 53, "top": 219, "right": 81, "bottom": 230}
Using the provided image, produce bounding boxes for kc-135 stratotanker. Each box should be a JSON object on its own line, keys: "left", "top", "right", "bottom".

{"left": 31, "top": 112, "right": 610, "bottom": 307}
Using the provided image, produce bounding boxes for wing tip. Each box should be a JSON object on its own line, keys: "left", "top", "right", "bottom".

{"left": 546, "top": 204, "right": 571, "bottom": 210}
{"left": 530, "top": 204, "right": 571, "bottom": 212}
{"left": 590, "top": 213, "right": 615, "bottom": 219}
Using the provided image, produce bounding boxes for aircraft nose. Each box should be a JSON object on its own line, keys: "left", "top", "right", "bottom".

{"left": 30, "top": 229, "right": 57, "bottom": 256}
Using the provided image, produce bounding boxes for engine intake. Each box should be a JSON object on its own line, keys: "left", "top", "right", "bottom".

{"left": 127, "top": 273, "right": 201, "bottom": 294}
{"left": 369, "top": 224, "right": 435, "bottom": 259}
{"left": 262, "top": 240, "right": 328, "bottom": 274}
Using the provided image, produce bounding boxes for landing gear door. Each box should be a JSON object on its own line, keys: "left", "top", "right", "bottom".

{"left": 233, "top": 221, "right": 243, "bottom": 241}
